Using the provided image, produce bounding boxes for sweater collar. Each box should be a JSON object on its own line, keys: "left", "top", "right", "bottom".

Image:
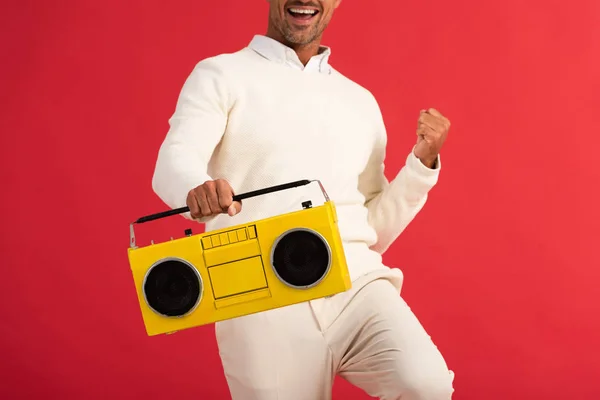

{"left": 248, "top": 35, "right": 332, "bottom": 74}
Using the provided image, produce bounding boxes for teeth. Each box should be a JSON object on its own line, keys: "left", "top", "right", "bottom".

{"left": 289, "top": 8, "right": 317, "bottom": 14}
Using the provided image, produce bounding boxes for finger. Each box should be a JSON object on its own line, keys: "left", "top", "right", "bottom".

{"left": 427, "top": 108, "right": 443, "bottom": 118}
{"left": 417, "top": 118, "right": 431, "bottom": 129}
{"left": 216, "top": 179, "right": 234, "bottom": 212}
{"left": 417, "top": 124, "right": 433, "bottom": 134}
{"left": 228, "top": 201, "right": 242, "bottom": 217}
{"left": 418, "top": 110, "right": 427, "bottom": 128}
{"left": 427, "top": 108, "right": 451, "bottom": 128}
{"left": 187, "top": 190, "right": 202, "bottom": 219}
{"left": 419, "top": 113, "right": 445, "bottom": 132}
{"left": 419, "top": 112, "right": 440, "bottom": 130}
{"left": 417, "top": 125, "right": 436, "bottom": 142}
{"left": 204, "top": 187, "right": 222, "bottom": 215}
{"left": 195, "top": 188, "right": 212, "bottom": 217}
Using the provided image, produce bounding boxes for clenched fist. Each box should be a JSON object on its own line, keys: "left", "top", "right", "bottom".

{"left": 414, "top": 108, "right": 451, "bottom": 168}
{"left": 187, "top": 179, "right": 242, "bottom": 219}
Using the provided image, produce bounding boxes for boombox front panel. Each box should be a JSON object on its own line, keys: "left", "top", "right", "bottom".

{"left": 128, "top": 236, "right": 219, "bottom": 335}
{"left": 254, "top": 208, "right": 346, "bottom": 298}
{"left": 208, "top": 256, "right": 267, "bottom": 299}
{"left": 128, "top": 202, "right": 351, "bottom": 336}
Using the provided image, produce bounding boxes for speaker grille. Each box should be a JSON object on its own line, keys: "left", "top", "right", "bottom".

{"left": 271, "top": 229, "right": 331, "bottom": 288}
{"left": 143, "top": 258, "right": 202, "bottom": 317}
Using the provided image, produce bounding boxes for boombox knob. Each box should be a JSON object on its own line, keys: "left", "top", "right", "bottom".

{"left": 184, "top": 229, "right": 193, "bottom": 237}
{"left": 302, "top": 201, "right": 313, "bottom": 209}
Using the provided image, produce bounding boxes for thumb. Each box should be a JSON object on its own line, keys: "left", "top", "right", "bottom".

{"left": 227, "top": 201, "right": 242, "bottom": 216}
{"left": 413, "top": 138, "right": 427, "bottom": 158}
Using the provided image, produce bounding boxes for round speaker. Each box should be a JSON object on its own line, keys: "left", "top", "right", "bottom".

{"left": 143, "top": 258, "right": 202, "bottom": 317}
{"left": 271, "top": 229, "right": 331, "bottom": 288}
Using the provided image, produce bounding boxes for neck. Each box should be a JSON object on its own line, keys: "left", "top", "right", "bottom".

{"left": 265, "top": 28, "right": 322, "bottom": 66}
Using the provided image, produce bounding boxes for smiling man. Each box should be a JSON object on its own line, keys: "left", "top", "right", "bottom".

{"left": 268, "top": 1, "right": 331, "bottom": 61}
{"left": 152, "top": 0, "right": 454, "bottom": 399}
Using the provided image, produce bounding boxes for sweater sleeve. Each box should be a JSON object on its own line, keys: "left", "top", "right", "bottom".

{"left": 151, "top": 58, "right": 231, "bottom": 221}
{"left": 357, "top": 102, "right": 441, "bottom": 254}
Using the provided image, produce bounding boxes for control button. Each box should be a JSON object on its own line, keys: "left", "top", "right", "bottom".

{"left": 228, "top": 231, "right": 238, "bottom": 243}
{"left": 202, "top": 237, "right": 212, "bottom": 249}
{"left": 248, "top": 226, "right": 257, "bottom": 239}
{"left": 211, "top": 235, "right": 221, "bottom": 247}
{"left": 185, "top": 228, "right": 193, "bottom": 236}
{"left": 220, "top": 232, "right": 229, "bottom": 245}
{"left": 237, "top": 228, "right": 248, "bottom": 241}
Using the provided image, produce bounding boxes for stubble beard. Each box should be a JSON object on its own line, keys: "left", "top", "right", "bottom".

{"left": 271, "top": 14, "right": 323, "bottom": 46}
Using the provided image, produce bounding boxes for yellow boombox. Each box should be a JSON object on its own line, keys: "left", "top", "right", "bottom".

{"left": 127, "top": 180, "right": 352, "bottom": 336}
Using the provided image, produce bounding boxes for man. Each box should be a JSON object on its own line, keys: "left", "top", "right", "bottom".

{"left": 151, "top": 0, "right": 454, "bottom": 399}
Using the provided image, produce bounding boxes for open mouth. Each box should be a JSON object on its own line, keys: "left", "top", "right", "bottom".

{"left": 286, "top": 7, "right": 320, "bottom": 22}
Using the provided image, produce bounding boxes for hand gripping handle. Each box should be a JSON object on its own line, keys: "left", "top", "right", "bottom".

{"left": 129, "top": 179, "right": 330, "bottom": 248}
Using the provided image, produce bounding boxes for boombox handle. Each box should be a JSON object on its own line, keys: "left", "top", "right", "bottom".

{"left": 129, "top": 179, "right": 329, "bottom": 248}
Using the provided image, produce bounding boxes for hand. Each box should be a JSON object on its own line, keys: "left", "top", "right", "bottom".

{"left": 414, "top": 108, "right": 451, "bottom": 168}
{"left": 186, "top": 179, "right": 242, "bottom": 219}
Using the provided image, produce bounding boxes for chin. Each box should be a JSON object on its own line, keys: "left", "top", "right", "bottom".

{"left": 283, "top": 28, "right": 319, "bottom": 46}
{"left": 288, "top": 35, "right": 311, "bottom": 45}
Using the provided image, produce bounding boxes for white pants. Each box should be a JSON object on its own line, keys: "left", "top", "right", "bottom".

{"left": 215, "top": 269, "right": 455, "bottom": 400}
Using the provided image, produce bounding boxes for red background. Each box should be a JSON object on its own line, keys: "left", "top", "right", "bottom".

{"left": 1, "top": 1, "right": 599, "bottom": 399}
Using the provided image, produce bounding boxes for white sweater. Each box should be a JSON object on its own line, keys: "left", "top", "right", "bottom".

{"left": 151, "top": 35, "right": 441, "bottom": 282}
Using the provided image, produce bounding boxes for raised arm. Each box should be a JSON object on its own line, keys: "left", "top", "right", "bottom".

{"left": 358, "top": 103, "right": 448, "bottom": 254}
{"left": 152, "top": 58, "right": 232, "bottom": 220}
